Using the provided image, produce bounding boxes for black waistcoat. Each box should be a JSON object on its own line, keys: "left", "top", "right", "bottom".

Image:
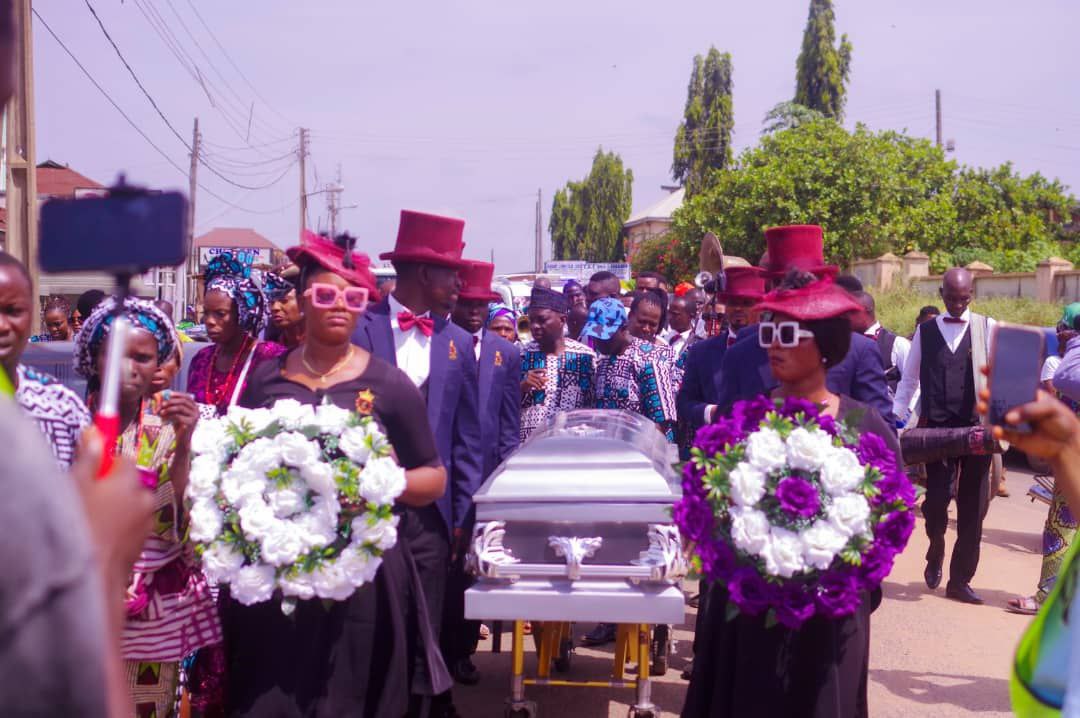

{"left": 919, "top": 319, "right": 976, "bottom": 427}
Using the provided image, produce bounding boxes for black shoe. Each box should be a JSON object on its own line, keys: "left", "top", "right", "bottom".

{"left": 581, "top": 622, "right": 617, "bottom": 646}
{"left": 681, "top": 660, "right": 694, "bottom": 680}
{"left": 452, "top": 657, "right": 481, "bottom": 686}
{"left": 924, "top": 558, "right": 943, "bottom": 589}
{"left": 945, "top": 582, "right": 985, "bottom": 605}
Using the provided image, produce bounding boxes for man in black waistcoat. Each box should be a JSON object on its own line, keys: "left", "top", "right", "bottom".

{"left": 893, "top": 268, "right": 995, "bottom": 604}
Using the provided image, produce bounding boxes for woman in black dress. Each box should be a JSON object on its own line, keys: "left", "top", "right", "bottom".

{"left": 683, "top": 272, "right": 902, "bottom": 718}
{"left": 222, "top": 233, "right": 449, "bottom": 717}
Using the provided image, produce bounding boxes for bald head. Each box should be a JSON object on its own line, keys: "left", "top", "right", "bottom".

{"left": 940, "top": 267, "right": 974, "bottom": 318}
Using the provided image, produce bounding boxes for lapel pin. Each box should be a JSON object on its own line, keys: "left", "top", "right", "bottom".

{"left": 448, "top": 339, "right": 458, "bottom": 361}
{"left": 494, "top": 350, "right": 503, "bottom": 367}
{"left": 355, "top": 388, "right": 375, "bottom": 416}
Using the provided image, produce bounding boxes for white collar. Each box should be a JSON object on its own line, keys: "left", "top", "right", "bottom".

{"left": 388, "top": 293, "right": 429, "bottom": 329}
{"left": 938, "top": 309, "right": 971, "bottom": 326}
{"left": 865, "top": 321, "right": 881, "bottom": 336}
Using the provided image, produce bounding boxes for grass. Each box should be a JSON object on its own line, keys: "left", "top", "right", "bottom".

{"left": 873, "top": 285, "right": 1062, "bottom": 337}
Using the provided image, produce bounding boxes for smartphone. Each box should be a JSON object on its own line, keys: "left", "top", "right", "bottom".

{"left": 988, "top": 323, "right": 1045, "bottom": 432}
{"left": 39, "top": 190, "right": 188, "bottom": 274}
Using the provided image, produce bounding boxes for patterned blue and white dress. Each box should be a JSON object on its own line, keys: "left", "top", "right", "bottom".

{"left": 519, "top": 338, "right": 596, "bottom": 441}
{"left": 15, "top": 364, "right": 92, "bottom": 469}
{"left": 594, "top": 337, "right": 680, "bottom": 442}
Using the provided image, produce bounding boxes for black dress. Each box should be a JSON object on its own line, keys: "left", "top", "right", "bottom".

{"left": 682, "top": 397, "right": 902, "bottom": 718}
{"left": 221, "top": 353, "right": 447, "bottom": 718}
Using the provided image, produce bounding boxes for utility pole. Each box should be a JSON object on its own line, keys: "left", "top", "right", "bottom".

{"left": 326, "top": 164, "right": 344, "bottom": 239}
{"left": 534, "top": 188, "right": 542, "bottom": 273}
{"left": 183, "top": 117, "right": 200, "bottom": 322}
{"left": 935, "top": 89, "right": 942, "bottom": 148}
{"left": 5, "top": 0, "right": 38, "bottom": 328}
{"left": 298, "top": 128, "right": 308, "bottom": 239}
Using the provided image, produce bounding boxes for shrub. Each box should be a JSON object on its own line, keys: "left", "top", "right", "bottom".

{"left": 873, "top": 285, "right": 1061, "bottom": 337}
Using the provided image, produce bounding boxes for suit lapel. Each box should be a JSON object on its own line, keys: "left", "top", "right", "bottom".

{"left": 478, "top": 332, "right": 495, "bottom": 416}
{"left": 426, "top": 319, "right": 450, "bottom": 428}
{"left": 365, "top": 302, "right": 396, "bottom": 365}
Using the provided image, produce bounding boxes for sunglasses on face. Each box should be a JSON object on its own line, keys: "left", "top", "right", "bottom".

{"left": 304, "top": 283, "right": 369, "bottom": 313}
{"left": 758, "top": 321, "right": 815, "bottom": 348}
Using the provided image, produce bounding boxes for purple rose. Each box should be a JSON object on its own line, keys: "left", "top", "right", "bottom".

{"left": 730, "top": 395, "right": 775, "bottom": 433}
{"left": 780, "top": 395, "right": 821, "bottom": 421}
{"left": 694, "top": 419, "right": 742, "bottom": 457}
{"left": 681, "top": 461, "right": 707, "bottom": 497}
{"left": 775, "top": 583, "right": 816, "bottom": 629}
{"left": 775, "top": 476, "right": 821, "bottom": 518}
{"left": 816, "top": 413, "right": 838, "bottom": 436}
{"left": 859, "top": 542, "right": 898, "bottom": 585}
{"left": 727, "top": 567, "right": 774, "bottom": 616}
{"left": 673, "top": 493, "right": 714, "bottom": 544}
{"left": 874, "top": 510, "right": 915, "bottom": 553}
{"left": 872, "top": 468, "right": 916, "bottom": 508}
{"left": 698, "top": 538, "right": 737, "bottom": 581}
{"left": 815, "top": 570, "right": 863, "bottom": 618}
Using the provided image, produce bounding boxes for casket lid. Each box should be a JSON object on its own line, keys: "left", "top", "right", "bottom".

{"left": 473, "top": 410, "right": 680, "bottom": 504}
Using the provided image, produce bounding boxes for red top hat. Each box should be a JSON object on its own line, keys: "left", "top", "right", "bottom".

{"left": 287, "top": 230, "right": 379, "bottom": 297}
{"left": 718, "top": 266, "right": 766, "bottom": 302}
{"left": 754, "top": 278, "right": 862, "bottom": 321}
{"left": 458, "top": 260, "right": 499, "bottom": 302}
{"left": 379, "top": 210, "right": 468, "bottom": 269}
{"left": 761, "top": 225, "right": 838, "bottom": 278}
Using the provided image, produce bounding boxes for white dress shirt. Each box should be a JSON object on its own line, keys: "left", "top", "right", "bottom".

{"left": 865, "top": 322, "right": 912, "bottom": 375}
{"left": 667, "top": 328, "right": 692, "bottom": 356}
{"left": 388, "top": 293, "right": 433, "bottom": 387}
{"left": 472, "top": 329, "right": 483, "bottom": 360}
{"left": 893, "top": 309, "right": 995, "bottom": 423}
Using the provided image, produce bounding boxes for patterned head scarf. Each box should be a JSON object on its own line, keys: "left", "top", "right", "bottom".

{"left": 74, "top": 296, "right": 177, "bottom": 380}
{"left": 529, "top": 287, "right": 568, "bottom": 315}
{"left": 581, "top": 297, "right": 627, "bottom": 341}
{"left": 1060, "top": 303, "right": 1080, "bottom": 332}
{"left": 487, "top": 303, "right": 515, "bottom": 327}
{"left": 262, "top": 271, "right": 295, "bottom": 304}
{"left": 204, "top": 252, "right": 268, "bottom": 336}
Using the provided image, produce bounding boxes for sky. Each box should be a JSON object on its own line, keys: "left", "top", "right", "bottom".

{"left": 29, "top": 0, "right": 1080, "bottom": 274}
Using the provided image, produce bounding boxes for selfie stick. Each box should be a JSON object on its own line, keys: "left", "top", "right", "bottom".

{"left": 95, "top": 313, "right": 130, "bottom": 478}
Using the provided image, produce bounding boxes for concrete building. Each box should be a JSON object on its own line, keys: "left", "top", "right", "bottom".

{"left": 623, "top": 186, "right": 684, "bottom": 260}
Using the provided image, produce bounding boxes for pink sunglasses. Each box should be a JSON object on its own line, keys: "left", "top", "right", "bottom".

{"left": 304, "top": 283, "right": 369, "bottom": 313}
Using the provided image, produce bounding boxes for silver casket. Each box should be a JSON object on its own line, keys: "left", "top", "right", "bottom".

{"left": 465, "top": 410, "right": 687, "bottom": 625}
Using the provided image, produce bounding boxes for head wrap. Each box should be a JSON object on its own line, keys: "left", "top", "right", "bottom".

{"left": 1060, "top": 303, "right": 1080, "bottom": 331}
{"left": 487, "top": 303, "right": 515, "bottom": 326}
{"left": 262, "top": 271, "right": 295, "bottom": 303}
{"left": 74, "top": 296, "right": 177, "bottom": 380}
{"left": 529, "top": 287, "right": 568, "bottom": 315}
{"left": 582, "top": 297, "right": 627, "bottom": 341}
{"left": 562, "top": 279, "right": 583, "bottom": 296}
{"left": 204, "top": 252, "right": 268, "bottom": 337}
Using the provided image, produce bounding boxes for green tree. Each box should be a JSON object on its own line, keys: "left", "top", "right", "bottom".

{"left": 794, "top": 0, "right": 852, "bottom": 121}
{"left": 672, "top": 48, "right": 734, "bottom": 195}
{"left": 549, "top": 148, "right": 634, "bottom": 262}
{"left": 629, "top": 233, "right": 697, "bottom": 284}
{"left": 762, "top": 101, "right": 825, "bottom": 135}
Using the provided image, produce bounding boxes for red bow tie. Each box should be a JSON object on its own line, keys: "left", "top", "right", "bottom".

{"left": 398, "top": 311, "right": 434, "bottom": 337}
{"left": 942, "top": 316, "right": 966, "bottom": 324}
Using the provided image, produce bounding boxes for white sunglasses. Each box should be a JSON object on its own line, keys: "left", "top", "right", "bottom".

{"left": 758, "top": 321, "right": 815, "bottom": 348}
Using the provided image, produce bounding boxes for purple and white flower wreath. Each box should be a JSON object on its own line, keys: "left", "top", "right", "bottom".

{"left": 673, "top": 395, "right": 916, "bottom": 629}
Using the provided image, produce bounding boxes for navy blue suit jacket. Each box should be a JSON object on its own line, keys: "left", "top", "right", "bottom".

{"left": 677, "top": 335, "right": 731, "bottom": 431}
{"left": 477, "top": 331, "right": 521, "bottom": 480}
{"left": 716, "top": 327, "right": 897, "bottom": 427}
{"left": 352, "top": 300, "right": 483, "bottom": 537}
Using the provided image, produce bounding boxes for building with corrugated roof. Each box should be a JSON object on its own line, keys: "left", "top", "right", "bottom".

{"left": 623, "top": 186, "right": 684, "bottom": 260}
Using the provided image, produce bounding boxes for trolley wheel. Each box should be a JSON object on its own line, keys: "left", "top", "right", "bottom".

{"left": 649, "top": 624, "right": 670, "bottom": 675}
{"left": 629, "top": 709, "right": 656, "bottom": 718}
{"left": 554, "top": 638, "right": 573, "bottom": 673}
{"left": 505, "top": 701, "right": 538, "bottom": 718}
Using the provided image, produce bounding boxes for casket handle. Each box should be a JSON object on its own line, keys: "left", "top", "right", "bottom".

{"left": 547, "top": 536, "right": 604, "bottom": 580}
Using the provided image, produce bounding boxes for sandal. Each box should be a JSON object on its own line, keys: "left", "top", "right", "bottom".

{"left": 1005, "top": 596, "right": 1040, "bottom": 615}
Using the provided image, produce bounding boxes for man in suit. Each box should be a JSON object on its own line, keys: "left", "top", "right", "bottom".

{"left": 676, "top": 267, "right": 765, "bottom": 456}
{"left": 351, "top": 210, "right": 482, "bottom": 715}
{"left": 893, "top": 268, "right": 995, "bottom": 604}
{"left": 663, "top": 295, "right": 699, "bottom": 356}
{"left": 714, "top": 225, "right": 896, "bottom": 426}
{"left": 444, "top": 260, "right": 521, "bottom": 690}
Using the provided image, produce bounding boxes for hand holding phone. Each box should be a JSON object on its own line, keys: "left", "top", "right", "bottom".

{"left": 987, "top": 324, "right": 1045, "bottom": 433}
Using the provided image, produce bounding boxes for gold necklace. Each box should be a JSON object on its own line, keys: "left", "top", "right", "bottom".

{"left": 302, "top": 345, "right": 354, "bottom": 383}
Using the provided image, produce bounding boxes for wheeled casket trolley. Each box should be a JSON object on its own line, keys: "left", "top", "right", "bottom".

{"left": 465, "top": 410, "right": 688, "bottom": 717}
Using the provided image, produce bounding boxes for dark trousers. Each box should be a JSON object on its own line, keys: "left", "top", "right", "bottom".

{"left": 405, "top": 504, "right": 451, "bottom": 714}
{"left": 441, "top": 550, "right": 479, "bottom": 666}
{"left": 922, "top": 453, "right": 992, "bottom": 585}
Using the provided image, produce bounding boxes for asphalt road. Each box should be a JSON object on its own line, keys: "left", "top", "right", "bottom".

{"left": 454, "top": 465, "right": 1049, "bottom": 717}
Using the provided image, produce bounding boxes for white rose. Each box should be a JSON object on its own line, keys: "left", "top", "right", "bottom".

{"left": 189, "top": 498, "right": 224, "bottom": 542}
{"left": 224, "top": 406, "right": 275, "bottom": 436}
{"left": 191, "top": 418, "right": 228, "bottom": 460}
{"left": 828, "top": 494, "right": 872, "bottom": 538}
{"left": 272, "top": 399, "right": 316, "bottom": 430}
{"left": 278, "top": 432, "right": 320, "bottom": 468}
{"left": 221, "top": 466, "right": 268, "bottom": 508}
{"left": 200, "top": 542, "right": 245, "bottom": 584}
{"left": 819, "top": 447, "right": 866, "bottom": 496}
{"left": 351, "top": 514, "right": 400, "bottom": 551}
{"left": 359, "top": 457, "right": 406, "bottom": 506}
{"left": 312, "top": 562, "right": 356, "bottom": 601}
{"left": 230, "top": 564, "right": 277, "bottom": 605}
{"left": 728, "top": 463, "right": 767, "bottom": 507}
{"left": 267, "top": 486, "right": 307, "bottom": 518}
{"left": 240, "top": 438, "right": 281, "bottom": 475}
{"left": 294, "top": 497, "right": 340, "bottom": 549}
{"left": 238, "top": 500, "right": 278, "bottom": 541}
{"left": 338, "top": 426, "right": 372, "bottom": 465}
{"left": 745, "top": 428, "right": 787, "bottom": 473}
{"left": 800, "top": 520, "right": 849, "bottom": 570}
{"left": 314, "top": 403, "right": 353, "bottom": 436}
{"left": 785, "top": 426, "right": 832, "bottom": 472}
{"left": 729, "top": 506, "right": 771, "bottom": 555}
{"left": 337, "top": 547, "right": 383, "bottom": 586}
{"left": 277, "top": 570, "right": 316, "bottom": 600}
{"left": 187, "top": 454, "right": 221, "bottom": 500}
{"left": 301, "top": 460, "right": 338, "bottom": 497}
{"left": 260, "top": 524, "right": 305, "bottom": 567}
{"left": 760, "top": 526, "right": 807, "bottom": 578}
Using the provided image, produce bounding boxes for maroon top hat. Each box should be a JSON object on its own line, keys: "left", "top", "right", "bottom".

{"left": 287, "top": 230, "right": 379, "bottom": 297}
{"left": 458, "top": 260, "right": 499, "bottom": 302}
{"left": 718, "top": 266, "right": 765, "bottom": 303}
{"left": 755, "top": 278, "right": 862, "bottom": 321}
{"left": 379, "top": 210, "right": 468, "bottom": 269}
{"left": 761, "top": 224, "right": 838, "bottom": 278}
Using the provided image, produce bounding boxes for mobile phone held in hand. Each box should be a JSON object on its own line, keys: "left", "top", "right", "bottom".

{"left": 988, "top": 323, "right": 1045, "bottom": 432}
